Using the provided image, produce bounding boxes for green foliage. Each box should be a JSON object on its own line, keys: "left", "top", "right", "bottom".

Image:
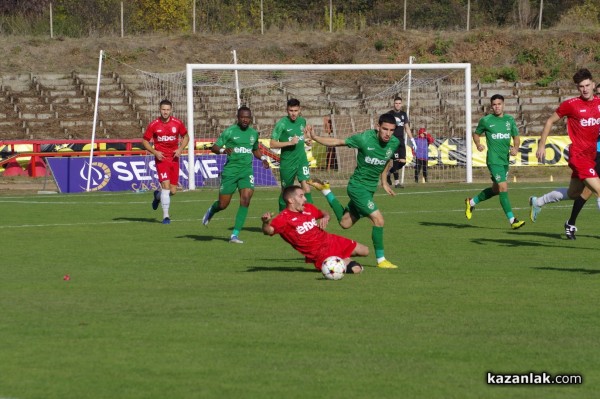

{"left": 516, "top": 48, "right": 542, "bottom": 66}
{"left": 374, "top": 39, "right": 385, "bottom": 51}
{"left": 536, "top": 67, "right": 561, "bottom": 87}
{"left": 131, "top": 0, "right": 191, "bottom": 33}
{"left": 0, "top": 0, "right": 598, "bottom": 36}
{"left": 478, "top": 66, "right": 519, "bottom": 83}
{"left": 0, "top": 0, "right": 51, "bottom": 15}
{"left": 557, "top": 0, "right": 600, "bottom": 29}
{"left": 429, "top": 35, "right": 453, "bottom": 56}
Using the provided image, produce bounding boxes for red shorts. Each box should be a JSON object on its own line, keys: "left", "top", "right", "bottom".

{"left": 569, "top": 154, "right": 597, "bottom": 180}
{"left": 156, "top": 157, "right": 180, "bottom": 184}
{"left": 309, "top": 234, "right": 358, "bottom": 270}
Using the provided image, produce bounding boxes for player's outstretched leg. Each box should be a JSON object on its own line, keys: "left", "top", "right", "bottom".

{"left": 564, "top": 221, "right": 577, "bottom": 240}
{"left": 203, "top": 202, "right": 220, "bottom": 226}
{"left": 307, "top": 178, "right": 346, "bottom": 223}
{"left": 151, "top": 190, "right": 160, "bottom": 210}
{"left": 510, "top": 219, "right": 525, "bottom": 229}
{"left": 529, "top": 196, "right": 542, "bottom": 222}
{"left": 307, "top": 177, "right": 329, "bottom": 191}
{"left": 465, "top": 198, "right": 474, "bottom": 220}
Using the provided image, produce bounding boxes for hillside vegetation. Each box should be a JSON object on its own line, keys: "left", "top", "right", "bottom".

{"left": 1, "top": 27, "right": 600, "bottom": 85}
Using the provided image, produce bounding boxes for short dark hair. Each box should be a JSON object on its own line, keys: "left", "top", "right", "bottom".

{"left": 159, "top": 99, "right": 172, "bottom": 107}
{"left": 282, "top": 185, "right": 302, "bottom": 203}
{"left": 287, "top": 98, "right": 300, "bottom": 107}
{"left": 573, "top": 68, "right": 593, "bottom": 85}
{"left": 379, "top": 113, "right": 396, "bottom": 126}
{"left": 394, "top": 96, "right": 402, "bottom": 102}
{"left": 490, "top": 94, "right": 504, "bottom": 103}
{"left": 237, "top": 105, "right": 252, "bottom": 116}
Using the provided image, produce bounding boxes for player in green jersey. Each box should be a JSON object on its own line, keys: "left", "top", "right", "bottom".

{"left": 307, "top": 113, "right": 400, "bottom": 269}
{"left": 465, "top": 94, "right": 525, "bottom": 230}
{"left": 202, "top": 106, "right": 270, "bottom": 243}
{"left": 270, "top": 98, "right": 315, "bottom": 211}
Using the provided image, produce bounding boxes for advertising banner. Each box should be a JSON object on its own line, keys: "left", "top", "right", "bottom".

{"left": 404, "top": 136, "right": 571, "bottom": 167}
{"left": 47, "top": 155, "right": 278, "bottom": 193}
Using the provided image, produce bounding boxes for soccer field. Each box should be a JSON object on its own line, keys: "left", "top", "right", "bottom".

{"left": 1, "top": 182, "right": 597, "bottom": 399}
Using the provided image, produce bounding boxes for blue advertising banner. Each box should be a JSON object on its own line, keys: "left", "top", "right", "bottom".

{"left": 46, "top": 155, "right": 278, "bottom": 193}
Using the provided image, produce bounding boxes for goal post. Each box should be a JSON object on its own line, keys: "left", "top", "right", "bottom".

{"left": 185, "top": 63, "right": 473, "bottom": 190}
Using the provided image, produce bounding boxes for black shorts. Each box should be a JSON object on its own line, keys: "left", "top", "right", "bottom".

{"left": 394, "top": 141, "right": 406, "bottom": 160}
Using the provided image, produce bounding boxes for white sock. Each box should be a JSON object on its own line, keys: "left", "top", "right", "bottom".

{"left": 161, "top": 189, "right": 170, "bottom": 218}
{"left": 596, "top": 197, "right": 600, "bottom": 210}
{"left": 540, "top": 187, "right": 567, "bottom": 205}
{"left": 376, "top": 257, "right": 385, "bottom": 263}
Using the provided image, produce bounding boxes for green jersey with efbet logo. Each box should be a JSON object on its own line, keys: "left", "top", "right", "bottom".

{"left": 475, "top": 114, "right": 519, "bottom": 166}
{"left": 345, "top": 130, "right": 400, "bottom": 192}
{"left": 271, "top": 116, "right": 309, "bottom": 166}
{"left": 216, "top": 124, "right": 260, "bottom": 173}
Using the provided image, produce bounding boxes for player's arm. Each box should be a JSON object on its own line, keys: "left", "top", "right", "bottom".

{"left": 317, "top": 209, "right": 330, "bottom": 230}
{"left": 510, "top": 135, "right": 520, "bottom": 157}
{"left": 253, "top": 148, "right": 270, "bottom": 169}
{"left": 261, "top": 212, "right": 275, "bottom": 235}
{"left": 405, "top": 123, "right": 417, "bottom": 150}
{"left": 142, "top": 138, "right": 164, "bottom": 160}
{"left": 472, "top": 132, "right": 485, "bottom": 152}
{"left": 303, "top": 124, "right": 313, "bottom": 146}
{"left": 211, "top": 143, "right": 232, "bottom": 155}
{"left": 270, "top": 124, "right": 299, "bottom": 149}
{"left": 381, "top": 160, "right": 396, "bottom": 196}
{"left": 174, "top": 134, "right": 189, "bottom": 158}
{"left": 536, "top": 112, "right": 561, "bottom": 162}
{"left": 270, "top": 137, "right": 299, "bottom": 149}
{"left": 306, "top": 129, "right": 346, "bottom": 147}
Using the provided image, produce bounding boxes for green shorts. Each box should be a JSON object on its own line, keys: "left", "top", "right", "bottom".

{"left": 220, "top": 167, "right": 255, "bottom": 195}
{"left": 487, "top": 164, "right": 509, "bottom": 184}
{"left": 346, "top": 181, "right": 378, "bottom": 219}
{"left": 279, "top": 162, "right": 310, "bottom": 189}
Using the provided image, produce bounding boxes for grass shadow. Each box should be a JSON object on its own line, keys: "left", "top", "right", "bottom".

{"left": 178, "top": 234, "right": 229, "bottom": 242}
{"left": 532, "top": 266, "right": 600, "bottom": 275}
{"left": 246, "top": 266, "right": 314, "bottom": 273}
{"left": 471, "top": 237, "right": 597, "bottom": 250}
{"left": 113, "top": 217, "right": 160, "bottom": 223}
{"left": 420, "top": 221, "right": 484, "bottom": 229}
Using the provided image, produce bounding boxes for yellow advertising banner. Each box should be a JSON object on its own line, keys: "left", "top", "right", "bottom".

{"left": 470, "top": 136, "right": 571, "bottom": 167}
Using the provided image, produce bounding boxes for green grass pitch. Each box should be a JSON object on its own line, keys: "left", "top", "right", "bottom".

{"left": 0, "top": 181, "right": 597, "bottom": 398}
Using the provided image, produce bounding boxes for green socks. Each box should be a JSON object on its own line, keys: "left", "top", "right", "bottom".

{"left": 325, "top": 192, "right": 346, "bottom": 222}
{"left": 372, "top": 226, "right": 385, "bottom": 259}
{"left": 232, "top": 205, "right": 249, "bottom": 236}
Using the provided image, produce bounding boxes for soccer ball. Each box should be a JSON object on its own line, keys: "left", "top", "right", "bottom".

{"left": 321, "top": 256, "right": 346, "bottom": 280}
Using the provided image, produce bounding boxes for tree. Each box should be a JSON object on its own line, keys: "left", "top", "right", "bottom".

{"left": 0, "top": 0, "right": 51, "bottom": 15}
{"left": 131, "top": 0, "right": 191, "bottom": 33}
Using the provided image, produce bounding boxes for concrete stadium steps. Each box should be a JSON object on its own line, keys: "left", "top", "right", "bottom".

{"left": 0, "top": 71, "right": 586, "bottom": 141}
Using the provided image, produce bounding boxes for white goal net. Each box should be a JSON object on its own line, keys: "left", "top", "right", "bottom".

{"left": 125, "top": 62, "right": 472, "bottom": 190}
{"left": 184, "top": 63, "right": 472, "bottom": 190}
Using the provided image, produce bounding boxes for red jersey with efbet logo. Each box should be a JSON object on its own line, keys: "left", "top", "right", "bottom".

{"left": 557, "top": 96, "right": 600, "bottom": 160}
{"left": 269, "top": 203, "right": 357, "bottom": 269}
{"left": 143, "top": 116, "right": 188, "bottom": 160}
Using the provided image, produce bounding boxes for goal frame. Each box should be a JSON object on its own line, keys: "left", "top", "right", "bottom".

{"left": 185, "top": 63, "right": 473, "bottom": 190}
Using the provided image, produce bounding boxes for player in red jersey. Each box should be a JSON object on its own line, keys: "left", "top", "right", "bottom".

{"left": 261, "top": 185, "right": 368, "bottom": 273}
{"left": 534, "top": 68, "right": 600, "bottom": 239}
{"left": 142, "top": 99, "right": 189, "bottom": 224}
